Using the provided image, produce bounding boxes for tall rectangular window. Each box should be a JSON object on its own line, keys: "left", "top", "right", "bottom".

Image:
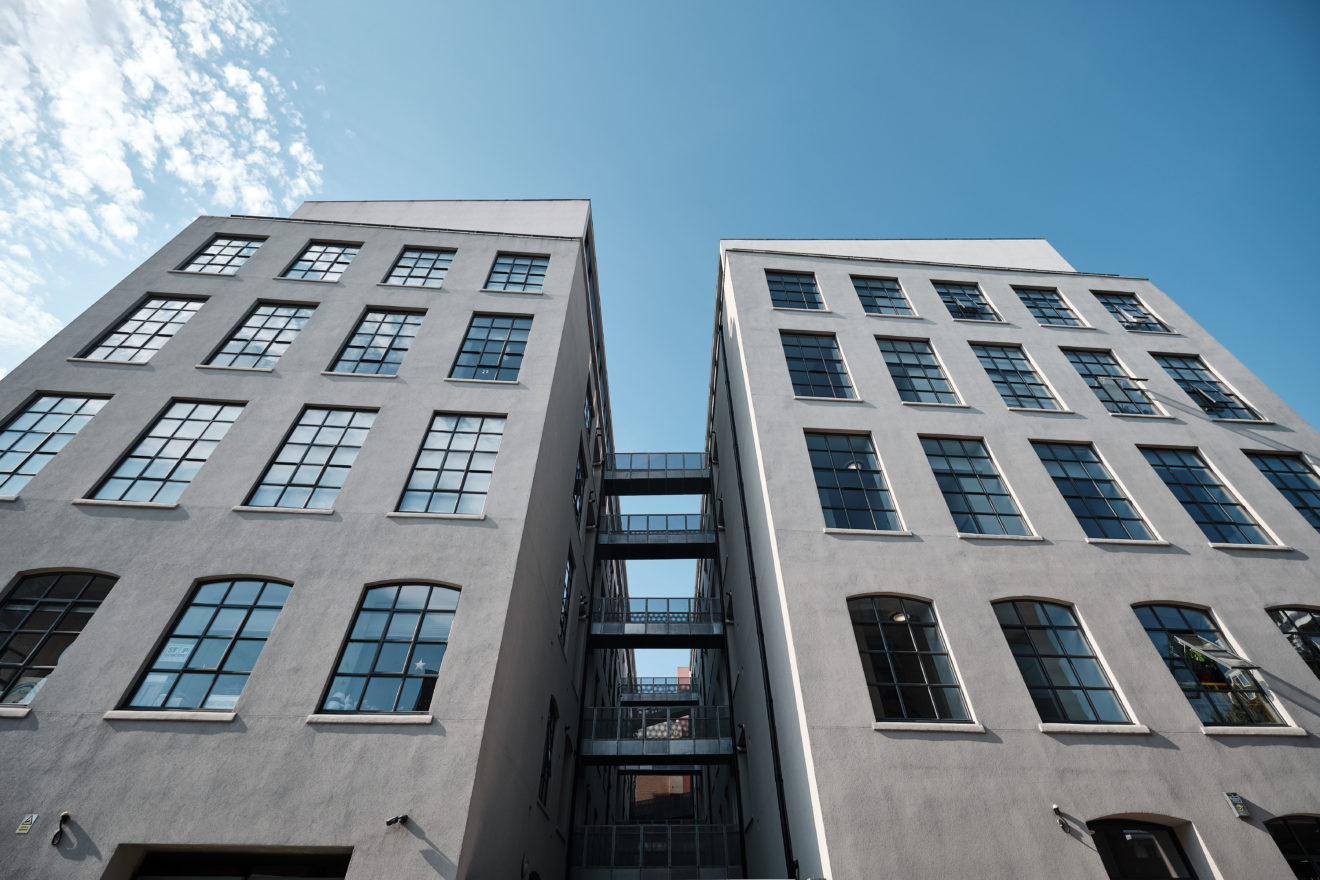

{"left": 450, "top": 314, "right": 532, "bottom": 381}
{"left": 849, "top": 595, "right": 969, "bottom": 722}
{"left": 934, "top": 282, "right": 999, "bottom": 321}
{"left": 994, "top": 600, "right": 1129, "bottom": 723}
{"left": 1141, "top": 447, "right": 1270, "bottom": 544}
{"left": 321, "top": 584, "right": 458, "bottom": 714}
{"left": 804, "top": 432, "right": 899, "bottom": 531}
{"left": 1032, "top": 442, "right": 1152, "bottom": 541}
{"left": 922, "top": 437, "right": 1029, "bottom": 536}
{"left": 1134, "top": 604, "right": 1281, "bottom": 725}
{"left": 398, "top": 414, "right": 505, "bottom": 515}
{"left": 876, "top": 338, "right": 958, "bottom": 404}
{"left": 126, "top": 578, "right": 290, "bottom": 711}
{"left": 82, "top": 296, "right": 204, "bottom": 363}
{"left": 1267, "top": 608, "right": 1320, "bottom": 679}
{"left": 1094, "top": 291, "right": 1171, "bottom": 332}
{"left": 1247, "top": 453, "right": 1320, "bottom": 533}
{"left": 205, "top": 302, "right": 314, "bottom": 370}
{"left": 852, "top": 276, "right": 912, "bottom": 316}
{"left": 385, "top": 248, "right": 455, "bottom": 287}
{"left": 971, "top": 343, "right": 1059, "bottom": 410}
{"left": 1063, "top": 348, "right": 1158, "bottom": 415}
{"left": 1153, "top": 354, "right": 1260, "bottom": 420}
{"left": 178, "top": 235, "right": 263, "bottom": 275}
{"left": 1015, "top": 287, "right": 1080, "bottom": 326}
{"left": 282, "top": 242, "right": 359, "bottom": 282}
{"left": 0, "top": 571, "right": 116, "bottom": 704}
{"left": 0, "top": 395, "right": 107, "bottom": 496}
{"left": 766, "top": 270, "right": 823, "bottom": 310}
{"left": 248, "top": 408, "right": 375, "bottom": 509}
{"left": 558, "top": 552, "right": 575, "bottom": 643}
{"left": 93, "top": 401, "right": 243, "bottom": 504}
{"left": 780, "top": 333, "right": 854, "bottom": 399}
{"left": 486, "top": 253, "right": 549, "bottom": 292}
{"left": 573, "top": 447, "right": 586, "bottom": 517}
{"left": 329, "top": 310, "right": 424, "bottom": 376}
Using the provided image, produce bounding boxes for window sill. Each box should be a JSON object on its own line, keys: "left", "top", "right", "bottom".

{"left": 66, "top": 357, "right": 147, "bottom": 366}
{"left": 0, "top": 495, "right": 17, "bottom": 503}
{"left": 1201, "top": 725, "right": 1307, "bottom": 738}
{"left": 73, "top": 498, "right": 179, "bottom": 510}
{"left": 0, "top": 705, "right": 32, "bottom": 718}
{"left": 306, "top": 713, "right": 433, "bottom": 725}
{"left": 479, "top": 287, "right": 543, "bottom": 296}
{"left": 377, "top": 282, "right": 445, "bottom": 290}
{"left": 793, "top": 395, "right": 864, "bottom": 403}
{"left": 387, "top": 512, "right": 486, "bottom": 521}
{"left": 864, "top": 312, "right": 923, "bottom": 320}
{"left": 957, "top": 533, "right": 1043, "bottom": 542}
{"left": 951, "top": 318, "right": 1006, "bottom": 325}
{"left": 103, "top": 709, "right": 236, "bottom": 723}
{"left": 1006, "top": 406, "right": 1076, "bottom": 414}
{"left": 444, "top": 377, "right": 520, "bottom": 386}
{"left": 1211, "top": 417, "right": 1274, "bottom": 425}
{"left": 167, "top": 269, "right": 239, "bottom": 278}
{"left": 1039, "top": 722, "right": 1150, "bottom": 735}
{"left": 273, "top": 276, "right": 341, "bottom": 284}
{"left": 899, "top": 400, "right": 968, "bottom": 409}
{"left": 196, "top": 364, "right": 274, "bottom": 373}
{"left": 1037, "top": 323, "right": 1097, "bottom": 331}
{"left": 1208, "top": 542, "right": 1293, "bottom": 552}
{"left": 232, "top": 505, "right": 334, "bottom": 515}
{"left": 771, "top": 306, "right": 830, "bottom": 314}
{"left": 321, "top": 370, "right": 398, "bottom": 379}
{"left": 872, "top": 721, "right": 986, "bottom": 733}
{"left": 823, "top": 528, "right": 913, "bottom": 537}
{"left": 1111, "top": 412, "right": 1175, "bottom": 420}
{"left": 1085, "top": 537, "right": 1172, "bottom": 547}
{"left": 1120, "top": 328, "right": 1179, "bottom": 336}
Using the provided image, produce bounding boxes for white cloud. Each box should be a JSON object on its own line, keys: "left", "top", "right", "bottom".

{"left": 0, "top": 0, "right": 321, "bottom": 365}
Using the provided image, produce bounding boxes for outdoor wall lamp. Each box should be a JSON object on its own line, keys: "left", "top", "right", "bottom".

{"left": 1052, "top": 804, "right": 1068, "bottom": 832}
{"left": 50, "top": 811, "right": 70, "bottom": 846}
{"left": 385, "top": 814, "right": 408, "bottom": 827}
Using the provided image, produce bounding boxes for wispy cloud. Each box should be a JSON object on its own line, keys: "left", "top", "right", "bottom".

{"left": 0, "top": 0, "right": 321, "bottom": 362}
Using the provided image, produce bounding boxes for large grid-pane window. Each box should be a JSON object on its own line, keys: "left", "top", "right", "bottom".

{"left": 573, "top": 447, "right": 586, "bottom": 517}
{"left": 385, "top": 248, "right": 455, "bottom": 287}
{"left": 876, "top": 338, "right": 958, "bottom": 404}
{"left": 805, "top": 432, "right": 900, "bottom": 531}
{"left": 1015, "top": 287, "right": 1080, "bottom": 326}
{"left": 206, "top": 302, "right": 314, "bottom": 369}
{"left": 1267, "top": 608, "right": 1320, "bottom": 679}
{"left": 538, "top": 698, "right": 559, "bottom": 804}
{"left": 1032, "top": 442, "right": 1152, "bottom": 540}
{"left": 93, "top": 401, "right": 243, "bottom": 504}
{"left": 178, "top": 235, "right": 263, "bottom": 275}
{"left": 935, "top": 282, "right": 999, "bottom": 321}
{"left": 329, "top": 310, "right": 423, "bottom": 376}
{"left": 1153, "top": 354, "right": 1260, "bottom": 420}
{"left": 282, "top": 242, "right": 358, "bottom": 282}
{"left": 398, "top": 414, "right": 505, "bottom": 515}
{"left": 1094, "top": 291, "right": 1171, "bottom": 332}
{"left": 127, "top": 578, "right": 290, "bottom": 711}
{"left": 1248, "top": 453, "right": 1320, "bottom": 533}
{"left": 780, "top": 333, "right": 854, "bottom": 399}
{"left": 848, "top": 595, "right": 969, "bottom": 722}
{"left": 766, "top": 270, "right": 823, "bottom": 310}
{"left": 0, "top": 395, "right": 107, "bottom": 496}
{"left": 83, "top": 297, "right": 204, "bottom": 363}
{"left": 922, "top": 437, "right": 1029, "bottom": 535}
{"left": 450, "top": 314, "right": 532, "bottom": 381}
{"left": 248, "top": 408, "right": 375, "bottom": 509}
{"left": 1141, "top": 447, "right": 1270, "bottom": 544}
{"left": 1063, "top": 348, "right": 1158, "bottom": 415}
{"left": 321, "top": 584, "right": 458, "bottom": 713}
{"left": 971, "top": 343, "right": 1059, "bottom": 409}
{"left": 852, "top": 276, "right": 912, "bottom": 315}
{"left": 486, "top": 253, "right": 549, "bottom": 292}
{"left": 994, "top": 600, "right": 1129, "bottom": 723}
{"left": 1134, "top": 603, "right": 1281, "bottom": 725}
{"left": 1267, "top": 816, "right": 1320, "bottom": 878}
{"left": 0, "top": 572, "right": 116, "bottom": 704}
{"left": 558, "top": 553, "right": 575, "bottom": 643}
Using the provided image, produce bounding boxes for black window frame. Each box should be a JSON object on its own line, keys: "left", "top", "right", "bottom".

{"left": 204, "top": 301, "right": 316, "bottom": 370}
{"left": 0, "top": 570, "right": 117, "bottom": 705}
{"left": 971, "top": 342, "right": 1060, "bottom": 410}
{"left": 921, "top": 436, "right": 1031, "bottom": 536}
{"left": 848, "top": 594, "right": 971, "bottom": 723}
{"left": 280, "top": 241, "right": 360, "bottom": 283}
{"left": 1153, "top": 353, "right": 1261, "bottom": 420}
{"left": 246, "top": 406, "right": 376, "bottom": 510}
{"left": 397, "top": 412, "right": 506, "bottom": 516}
{"left": 934, "top": 281, "right": 1000, "bottom": 322}
{"left": 876, "top": 337, "right": 959, "bottom": 405}
{"left": 1032, "top": 441, "right": 1153, "bottom": 541}
{"left": 1063, "top": 348, "right": 1159, "bottom": 415}
{"left": 0, "top": 393, "right": 109, "bottom": 497}
{"left": 383, "top": 247, "right": 456, "bottom": 288}
{"left": 485, "top": 252, "right": 550, "bottom": 292}
{"left": 1140, "top": 446, "right": 1272, "bottom": 545}
{"left": 1014, "top": 286, "right": 1081, "bottom": 326}
{"left": 1266, "top": 815, "right": 1320, "bottom": 878}
{"left": 804, "top": 431, "right": 901, "bottom": 531}
{"left": 327, "top": 308, "right": 425, "bottom": 376}
{"left": 851, "top": 275, "right": 913, "bottom": 316}
{"left": 765, "top": 270, "right": 824, "bottom": 310}
{"left": 449, "top": 313, "right": 533, "bottom": 382}
{"left": 780, "top": 332, "right": 855, "bottom": 399}
{"left": 1248, "top": 452, "right": 1320, "bottom": 533}
{"left": 177, "top": 234, "right": 265, "bottom": 276}
{"left": 1266, "top": 607, "right": 1320, "bottom": 680}
{"left": 1093, "top": 291, "right": 1172, "bottom": 333}
{"left": 80, "top": 295, "right": 206, "bottom": 363}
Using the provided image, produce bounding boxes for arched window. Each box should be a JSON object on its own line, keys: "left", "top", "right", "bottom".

{"left": 321, "top": 583, "right": 458, "bottom": 713}
{"left": 1265, "top": 815, "right": 1320, "bottom": 878}
{"left": 1089, "top": 819, "right": 1198, "bottom": 879}
{"left": 0, "top": 571, "right": 117, "bottom": 705}
{"left": 848, "top": 595, "right": 969, "bottom": 722}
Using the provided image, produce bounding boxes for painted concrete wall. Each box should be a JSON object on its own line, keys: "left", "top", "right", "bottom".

{"left": 292, "top": 200, "right": 590, "bottom": 241}
{"left": 721, "top": 239, "right": 1076, "bottom": 272}
{"left": 0, "top": 207, "right": 597, "bottom": 879}
{"left": 716, "top": 241, "right": 1320, "bottom": 879}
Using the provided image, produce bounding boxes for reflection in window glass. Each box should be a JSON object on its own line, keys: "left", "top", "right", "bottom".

{"left": 1266, "top": 815, "right": 1320, "bottom": 879}
{"left": 94, "top": 401, "right": 243, "bottom": 504}
{"left": 935, "top": 282, "right": 999, "bottom": 321}
{"left": 83, "top": 297, "right": 204, "bottom": 363}
{"left": 972, "top": 343, "right": 1058, "bottom": 409}
{"left": 1249, "top": 453, "right": 1320, "bottom": 533}
{"left": 1267, "top": 608, "right": 1320, "bottom": 680}
{"left": 1090, "top": 820, "right": 1197, "bottom": 880}
{"left": 450, "top": 314, "right": 532, "bottom": 381}
{"left": 128, "top": 579, "right": 289, "bottom": 710}
{"left": 385, "top": 248, "right": 455, "bottom": 287}
{"left": 805, "top": 432, "right": 899, "bottom": 531}
{"left": 0, "top": 395, "right": 107, "bottom": 495}
{"left": 207, "top": 303, "right": 314, "bottom": 370}
{"left": 1015, "top": 287, "right": 1080, "bottom": 326}
{"left": 765, "top": 270, "right": 823, "bottom": 309}
{"left": 1032, "top": 442, "right": 1152, "bottom": 540}
{"left": 1063, "top": 349, "right": 1158, "bottom": 415}
{"left": 922, "top": 437, "right": 1029, "bottom": 535}
{"left": 852, "top": 276, "right": 912, "bottom": 315}
{"left": 486, "top": 253, "right": 549, "bottom": 292}
{"left": 282, "top": 242, "right": 358, "bottom": 282}
{"left": 1094, "top": 291, "right": 1171, "bottom": 332}
{"left": 1154, "top": 354, "right": 1259, "bottom": 420}
{"left": 248, "top": 408, "right": 375, "bottom": 509}
{"left": 781, "top": 333, "right": 854, "bottom": 398}
{"left": 1141, "top": 447, "right": 1270, "bottom": 545}
{"left": 877, "top": 338, "right": 958, "bottom": 404}
{"left": 398, "top": 414, "right": 504, "bottom": 515}
{"left": 0, "top": 572, "right": 117, "bottom": 704}
{"left": 178, "top": 235, "right": 263, "bottom": 275}
{"left": 848, "top": 595, "right": 969, "bottom": 722}
{"left": 330, "top": 310, "right": 423, "bottom": 376}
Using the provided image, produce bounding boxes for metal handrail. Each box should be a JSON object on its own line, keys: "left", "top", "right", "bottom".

{"left": 606, "top": 452, "right": 707, "bottom": 471}
{"left": 619, "top": 677, "right": 693, "bottom": 695}
{"left": 594, "top": 596, "right": 721, "bottom": 623}
{"left": 598, "top": 513, "right": 711, "bottom": 533}
{"left": 571, "top": 824, "right": 742, "bottom": 870}
{"left": 583, "top": 706, "right": 731, "bottom": 742}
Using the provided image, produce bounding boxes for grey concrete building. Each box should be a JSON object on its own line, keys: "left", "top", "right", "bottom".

{"left": 3, "top": 212, "right": 1320, "bottom": 880}
{"left": 710, "top": 238, "right": 1320, "bottom": 879}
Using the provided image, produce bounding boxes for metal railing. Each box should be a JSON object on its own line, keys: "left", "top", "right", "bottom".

{"left": 570, "top": 824, "right": 742, "bottom": 873}
{"left": 595, "top": 597, "right": 721, "bottom": 625}
{"left": 606, "top": 452, "right": 707, "bottom": 472}
{"left": 619, "top": 677, "right": 693, "bottom": 696}
{"left": 599, "top": 514, "right": 712, "bottom": 534}
{"left": 584, "top": 706, "right": 731, "bottom": 742}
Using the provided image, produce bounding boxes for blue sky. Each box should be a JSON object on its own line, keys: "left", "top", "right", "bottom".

{"left": 3, "top": 1, "right": 1318, "bottom": 673}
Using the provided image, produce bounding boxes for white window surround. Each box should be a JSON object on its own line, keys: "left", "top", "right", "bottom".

{"left": 103, "top": 709, "right": 236, "bottom": 723}
{"left": 872, "top": 720, "right": 986, "bottom": 733}
{"left": 306, "top": 713, "right": 434, "bottom": 725}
